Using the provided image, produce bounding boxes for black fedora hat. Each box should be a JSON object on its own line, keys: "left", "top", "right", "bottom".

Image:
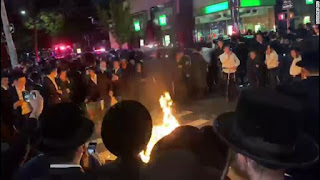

{"left": 296, "top": 51, "right": 319, "bottom": 72}
{"left": 101, "top": 100, "right": 152, "bottom": 157}
{"left": 213, "top": 88, "right": 319, "bottom": 169}
{"left": 38, "top": 103, "right": 94, "bottom": 151}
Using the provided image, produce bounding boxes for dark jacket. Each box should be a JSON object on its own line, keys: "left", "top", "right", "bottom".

{"left": 190, "top": 52, "right": 207, "bottom": 89}
{"left": 42, "top": 76, "right": 61, "bottom": 108}
{"left": 57, "top": 78, "right": 72, "bottom": 103}
{"left": 14, "top": 154, "right": 90, "bottom": 180}
{"left": 277, "top": 76, "right": 319, "bottom": 180}
{"left": 86, "top": 73, "right": 113, "bottom": 102}
{"left": 251, "top": 41, "right": 267, "bottom": 61}
{"left": 112, "top": 68, "right": 124, "bottom": 97}
{"left": 247, "top": 58, "right": 264, "bottom": 76}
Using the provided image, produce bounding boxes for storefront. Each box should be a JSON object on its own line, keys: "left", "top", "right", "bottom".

{"left": 193, "top": 0, "right": 276, "bottom": 43}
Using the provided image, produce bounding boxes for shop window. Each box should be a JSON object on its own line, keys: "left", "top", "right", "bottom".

{"left": 303, "top": 16, "right": 311, "bottom": 24}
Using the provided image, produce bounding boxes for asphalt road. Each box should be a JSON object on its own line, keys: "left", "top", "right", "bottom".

{"left": 88, "top": 94, "right": 237, "bottom": 162}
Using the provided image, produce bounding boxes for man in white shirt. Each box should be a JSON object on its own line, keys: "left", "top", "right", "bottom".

{"left": 219, "top": 45, "right": 240, "bottom": 101}
{"left": 265, "top": 45, "right": 279, "bottom": 88}
{"left": 290, "top": 48, "right": 302, "bottom": 80}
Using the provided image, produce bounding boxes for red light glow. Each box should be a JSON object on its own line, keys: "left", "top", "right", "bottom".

{"left": 60, "top": 46, "right": 66, "bottom": 50}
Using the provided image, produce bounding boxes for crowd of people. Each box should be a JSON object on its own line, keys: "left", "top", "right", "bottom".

{"left": 1, "top": 23, "right": 319, "bottom": 180}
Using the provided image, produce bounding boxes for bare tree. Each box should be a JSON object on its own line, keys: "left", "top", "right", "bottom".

{"left": 1, "top": 0, "right": 18, "bottom": 67}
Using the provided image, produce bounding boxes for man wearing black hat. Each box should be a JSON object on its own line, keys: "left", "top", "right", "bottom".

{"left": 213, "top": 88, "right": 319, "bottom": 180}
{"left": 14, "top": 103, "right": 95, "bottom": 180}
{"left": 277, "top": 49, "right": 319, "bottom": 180}
{"left": 92, "top": 100, "right": 152, "bottom": 180}
{"left": 9, "top": 70, "right": 32, "bottom": 131}
{"left": 85, "top": 66, "right": 113, "bottom": 119}
{"left": 42, "top": 62, "right": 62, "bottom": 108}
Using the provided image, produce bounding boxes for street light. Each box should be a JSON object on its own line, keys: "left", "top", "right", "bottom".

{"left": 21, "top": 10, "right": 26, "bottom": 15}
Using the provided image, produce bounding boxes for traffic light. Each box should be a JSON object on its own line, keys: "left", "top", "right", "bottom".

{"left": 278, "top": 13, "right": 285, "bottom": 20}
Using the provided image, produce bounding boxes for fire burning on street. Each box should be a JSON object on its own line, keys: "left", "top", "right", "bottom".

{"left": 140, "top": 92, "right": 180, "bottom": 163}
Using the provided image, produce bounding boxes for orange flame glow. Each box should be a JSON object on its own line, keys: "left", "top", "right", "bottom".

{"left": 140, "top": 92, "right": 180, "bottom": 163}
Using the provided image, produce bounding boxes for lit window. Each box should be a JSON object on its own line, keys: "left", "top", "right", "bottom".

{"left": 306, "top": 0, "right": 314, "bottom": 5}
{"left": 134, "top": 21, "right": 141, "bottom": 31}
{"left": 159, "top": 15, "right": 167, "bottom": 26}
{"left": 304, "top": 16, "right": 311, "bottom": 24}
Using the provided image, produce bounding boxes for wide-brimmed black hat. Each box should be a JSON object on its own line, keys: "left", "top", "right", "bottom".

{"left": 296, "top": 51, "right": 319, "bottom": 72}
{"left": 101, "top": 100, "right": 152, "bottom": 157}
{"left": 38, "top": 103, "right": 94, "bottom": 152}
{"left": 213, "top": 88, "right": 319, "bottom": 169}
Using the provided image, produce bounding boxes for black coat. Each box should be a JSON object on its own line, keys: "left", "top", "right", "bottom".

{"left": 250, "top": 41, "right": 267, "bottom": 61}
{"left": 42, "top": 77, "right": 61, "bottom": 108}
{"left": 57, "top": 78, "right": 72, "bottom": 103}
{"left": 247, "top": 58, "right": 264, "bottom": 76}
{"left": 86, "top": 74, "right": 113, "bottom": 102}
{"left": 111, "top": 68, "right": 124, "bottom": 97}
{"left": 277, "top": 76, "right": 319, "bottom": 180}
{"left": 14, "top": 154, "right": 90, "bottom": 180}
{"left": 190, "top": 52, "right": 207, "bottom": 89}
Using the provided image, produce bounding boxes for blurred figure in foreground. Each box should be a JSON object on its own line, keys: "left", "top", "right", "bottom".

{"left": 214, "top": 88, "right": 319, "bottom": 180}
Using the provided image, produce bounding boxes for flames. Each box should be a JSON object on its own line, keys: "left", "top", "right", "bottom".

{"left": 140, "top": 92, "right": 180, "bottom": 163}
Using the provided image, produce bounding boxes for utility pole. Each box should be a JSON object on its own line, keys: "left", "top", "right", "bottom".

{"left": 1, "top": 0, "right": 18, "bottom": 68}
{"left": 230, "top": 0, "right": 241, "bottom": 35}
{"left": 282, "top": 0, "right": 293, "bottom": 31}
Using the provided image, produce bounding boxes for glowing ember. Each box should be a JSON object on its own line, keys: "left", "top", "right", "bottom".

{"left": 140, "top": 92, "right": 180, "bottom": 163}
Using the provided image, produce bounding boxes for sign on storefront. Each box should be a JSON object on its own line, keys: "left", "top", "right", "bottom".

{"left": 282, "top": 0, "right": 293, "bottom": 10}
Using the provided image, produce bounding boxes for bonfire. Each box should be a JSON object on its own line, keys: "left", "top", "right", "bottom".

{"left": 139, "top": 92, "right": 180, "bottom": 163}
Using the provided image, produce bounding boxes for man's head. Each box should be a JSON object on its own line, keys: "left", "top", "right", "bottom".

{"left": 256, "top": 34, "right": 263, "bottom": 43}
{"left": 12, "top": 70, "right": 26, "bottom": 90}
{"left": 101, "top": 100, "right": 152, "bottom": 159}
{"left": 249, "top": 51, "right": 257, "bottom": 60}
{"left": 217, "top": 40, "right": 224, "bottom": 49}
{"left": 235, "top": 153, "right": 285, "bottom": 179}
{"left": 290, "top": 48, "right": 300, "bottom": 59}
{"left": 1, "top": 71, "right": 9, "bottom": 88}
{"left": 100, "top": 60, "right": 107, "bottom": 71}
{"left": 298, "top": 51, "right": 319, "bottom": 77}
{"left": 45, "top": 62, "right": 58, "bottom": 77}
{"left": 38, "top": 103, "right": 94, "bottom": 164}
{"left": 223, "top": 45, "right": 231, "bottom": 54}
{"left": 113, "top": 60, "right": 120, "bottom": 69}
{"left": 214, "top": 89, "right": 319, "bottom": 178}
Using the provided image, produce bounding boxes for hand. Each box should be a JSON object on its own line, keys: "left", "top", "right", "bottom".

{"left": 81, "top": 145, "right": 89, "bottom": 170}
{"left": 109, "top": 91, "right": 113, "bottom": 97}
{"left": 57, "top": 90, "right": 63, "bottom": 95}
{"left": 13, "top": 100, "right": 24, "bottom": 109}
{"left": 112, "top": 75, "right": 119, "bottom": 81}
{"left": 84, "top": 99, "right": 89, "bottom": 103}
{"left": 29, "top": 90, "right": 44, "bottom": 119}
{"left": 255, "top": 65, "right": 259, "bottom": 68}
{"left": 66, "top": 88, "right": 71, "bottom": 94}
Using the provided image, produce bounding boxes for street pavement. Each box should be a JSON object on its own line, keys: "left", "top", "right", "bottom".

{"left": 89, "top": 95, "right": 237, "bottom": 162}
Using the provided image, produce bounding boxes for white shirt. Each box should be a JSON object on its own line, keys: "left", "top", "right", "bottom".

{"left": 1, "top": 85, "right": 8, "bottom": 90}
{"left": 15, "top": 86, "right": 31, "bottom": 115}
{"left": 290, "top": 56, "right": 302, "bottom": 76}
{"left": 90, "top": 74, "right": 97, "bottom": 85}
{"left": 265, "top": 51, "right": 279, "bottom": 69}
{"left": 219, "top": 52, "right": 240, "bottom": 73}
{"left": 47, "top": 75, "right": 59, "bottom": 91}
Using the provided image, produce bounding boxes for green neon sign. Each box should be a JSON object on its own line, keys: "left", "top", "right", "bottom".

{"left": 240, "top": 0, "right": 275, "bottom": 7}
{"left": 306, "top": 0, "right": 314, "bottom": 5}
{"left": 159, "top": 15, "right": 167, "bottom": 26}
{"left": 203, "top": 1, "right": 229, "bottom": 15}
{"left": 134, "top": 21, "right": 141, "bottom": 31}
